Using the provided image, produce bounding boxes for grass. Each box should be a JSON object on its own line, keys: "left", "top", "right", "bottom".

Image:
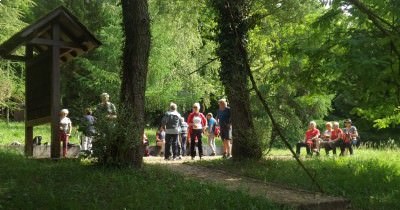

{"left": 0, "top": 149, "right": 284, "bottom": 210}
{"left": 0, "top": 121, "right": 223, "bottom": 147}
{"left": 195, "top": 149, "right": 400, "bottom": 210}
{"left": 0, "top": 121, "right": 78, "bottom": 145}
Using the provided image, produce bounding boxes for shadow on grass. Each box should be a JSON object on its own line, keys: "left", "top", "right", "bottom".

{"left": 0, "top": 149, "right": 285, "bottom": 210}
{"left": 197, "top": 155, "right": 400, "bottom": 210}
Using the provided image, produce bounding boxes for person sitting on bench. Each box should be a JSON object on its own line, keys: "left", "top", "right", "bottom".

{"left": 296, "top": 121, "right": 320, "bottom": 156}
{"left": 341, "top": 119, "right": 358, "bottom": 156}
{"left": 155, "top": 126, "right": 166, "bottom": 156}
{"left": 319, "top": 122, "right": 332, "bottom": 155}
{"left": 325, "top": 122, "right": 343, "bottom": 155}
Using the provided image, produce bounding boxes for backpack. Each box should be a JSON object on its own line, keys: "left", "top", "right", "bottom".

{"left": 214, "top": 126, "right": 220, "bottom": 137}
{"left": 163, "top": 112, "right": 180, "bottom": 129}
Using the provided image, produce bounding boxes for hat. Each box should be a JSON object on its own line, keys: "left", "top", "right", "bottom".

{"left": 344, "top": 119, "right": 352, "bottom": 124}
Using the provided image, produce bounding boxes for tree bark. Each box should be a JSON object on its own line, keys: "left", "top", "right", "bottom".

{"left": 119, "top": 0, "right": 150, "bottom": 168}
{"left": 213, "top": 0, "right": 262, "bottom": 160}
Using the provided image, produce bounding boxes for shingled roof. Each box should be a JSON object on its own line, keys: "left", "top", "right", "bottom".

{"left": 0, "top": 6, "right": 101, "bottom": 63}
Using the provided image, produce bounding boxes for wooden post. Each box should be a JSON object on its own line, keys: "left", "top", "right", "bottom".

{"left": 25, "top": 126, "right": 33, "bottom": 156}
{"left": 25, "top": 45, "right": 34, "bottom": 157}
{"left": 50, "top": 23, "right": 61, "bottom": 159}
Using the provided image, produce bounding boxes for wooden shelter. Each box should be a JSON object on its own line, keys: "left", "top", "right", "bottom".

{"left": 0, "top": 6, "right": 101, "bottom": 158}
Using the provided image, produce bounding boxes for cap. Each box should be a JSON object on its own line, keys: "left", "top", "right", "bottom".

{"left": 344, "top": 119, "right": 352, "bottom": 124}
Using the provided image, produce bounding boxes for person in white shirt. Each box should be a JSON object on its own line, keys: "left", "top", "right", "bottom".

{"left": 59, "top": 109, "right": 72, "bottom": 157}
{"left": 187, "top": 103, "right": 207, "bottom": 160}
{"left": 161, "top": 103, "right": 182, "bottom": 160}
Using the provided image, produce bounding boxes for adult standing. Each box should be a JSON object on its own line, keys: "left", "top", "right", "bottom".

{"left": 59, "top": 109, "right": 72, "bottom": 158}
{"left": 341, "top": 119, "right": 358, "bottom": 155}
{"left": 95, "top": 93, "right": 117, "bottom": 120}
{"left": 206, "top": 113, "right": 217, "bottom": 156}
{"left": 187, "top": 103, "right": 207, "bottom": 160}
{"left": 216, "top": 99, "right": 232, "bottom": 158}
{"left": 81, "top": 108, "right": 95, "bottom": 152}
{"left": 161, "top": 103, "right": 182, "bottom": 160}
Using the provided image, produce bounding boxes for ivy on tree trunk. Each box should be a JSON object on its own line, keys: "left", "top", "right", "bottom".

{"left": 212, "top": 0, "right": 262, "bottom": 160}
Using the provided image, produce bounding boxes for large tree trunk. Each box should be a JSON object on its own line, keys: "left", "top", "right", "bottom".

{"left": 119, "top": 0, "right": 150, "bottom": 168}
{"left": 213, "top": 0, "right": 262, "bottom": 160}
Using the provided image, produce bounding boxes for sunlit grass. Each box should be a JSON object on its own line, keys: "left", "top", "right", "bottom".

{"left": 1, "top": 121, "right": 223, "bottom": 147}
{"left": 196, "top": 148, "right": 400, "bottom": 210}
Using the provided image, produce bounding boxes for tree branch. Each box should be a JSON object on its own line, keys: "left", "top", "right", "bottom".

{"left": 346, "top": 0, "right": 400, "bottom": 57}
{"left": 188, "top": 57, "right": 219, "bottom": 75}
{"left": 225, "top": 0, "right": 324, "bottom": 193}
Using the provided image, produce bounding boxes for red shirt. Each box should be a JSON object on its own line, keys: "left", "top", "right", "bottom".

{"left": 187, "top": 112, "right": 207, "bottom": 138}
{"left": 330, "top": 128, "right": 343, "bottom": 141}
{"left": 305, "top": 128, "right": 320, "bottom": 143}
{"left": 187, "top": 112, "right": 207, "bottom": 128}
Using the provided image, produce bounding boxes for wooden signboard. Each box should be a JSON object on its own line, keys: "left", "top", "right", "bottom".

{"left": 0, "top": 6, "right": 101, "bottom": 158}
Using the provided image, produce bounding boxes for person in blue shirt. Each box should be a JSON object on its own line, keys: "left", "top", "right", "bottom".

{"left": 216, "top": 99, "right": 232, "bottom": 158}
{"left": 207, "top": 113, "right": 217, "bottom": 156}
{"left": 81, "top": 108, "right": 95, "bottom": 152}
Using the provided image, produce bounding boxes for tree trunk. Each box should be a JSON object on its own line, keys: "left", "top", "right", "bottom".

{"left": 119, "top": 0, "right": 150, "bottom": 168}
{"left": 213, "top": 0, "right": 262, "bottom": 160}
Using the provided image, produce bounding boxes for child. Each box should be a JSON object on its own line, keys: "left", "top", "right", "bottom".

{"left": 155, "top": 126, "right": 166, "bottom": 156}
{"left": 143, "top": 133, "right": 150, "bottom": 157}
{"left": 81, "top": 108, "right": 95, "bottom": 152}
{"left": 59, "top": 109, "right": 72, "bottom": 157}
{"left": 179, "top": 117, "right": 188, "bottom": 156}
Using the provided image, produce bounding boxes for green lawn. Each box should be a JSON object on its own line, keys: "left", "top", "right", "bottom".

{"left": 0, "top": 121, "right": 223, "bottom": 147}
{"left": 0, "top": 149, "right": 283, "bottom": 210}
{"left": 195, "top": 149, "right": 400, "bottom": 210}
{"left": 0, "top": 121, "right": 74, "bottom": 145}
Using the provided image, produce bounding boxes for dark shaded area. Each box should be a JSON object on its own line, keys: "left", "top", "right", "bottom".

{"left": 0, "top": 149, "right": 282, "bottom": 209}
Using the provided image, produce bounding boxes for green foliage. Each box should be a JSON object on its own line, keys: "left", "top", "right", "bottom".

{"left": 312, "top": 0, "right": 400, "bottom": 129}
{"left": 0, "top": 149, "right": 282, "bottom": 209}
{"left": 197, "top": 149, "right": 400, "bottom": 210}
{"left": 147, "top": 0, "right": 222, "bottom": 113}
{"left": 2, "top": 0, "right": 399, "bottom": 146}
{"left": 245, "top": 0, "right": 335, "bottom": 144}
{"left": 0, "top": 0, "right": 34, "bottom": 113}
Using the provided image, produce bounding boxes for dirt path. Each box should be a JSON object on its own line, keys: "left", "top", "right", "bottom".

{"left": 145, "top": 156, "right": 351, "bottom": 210}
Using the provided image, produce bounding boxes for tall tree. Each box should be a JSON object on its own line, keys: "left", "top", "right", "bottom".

{"left": 118, "top": 0, "right": 151, "bottom": 167}
{"left": 212, "top": 0, "right": 262, "bottom": 160}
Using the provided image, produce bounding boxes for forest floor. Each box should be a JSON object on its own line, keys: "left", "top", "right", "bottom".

{"left": 145, "top": 156, "right": 351, "bottom": 210}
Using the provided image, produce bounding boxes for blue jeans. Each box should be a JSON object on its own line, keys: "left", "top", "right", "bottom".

{"left": 165, "top": 134, "right": 179, "bottom": 159}
{"left": 179, "top": 133, "right": 187, "bottom": 156}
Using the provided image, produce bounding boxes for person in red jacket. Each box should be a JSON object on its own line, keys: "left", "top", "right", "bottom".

{"left": 326, "top": 121, "right": 343, "bottom": 155}
{"left": 187, "top": 103, "right": 207, "bottom": 160}
{"left": 295, "top": 121, "right": 320, "bottom": 156}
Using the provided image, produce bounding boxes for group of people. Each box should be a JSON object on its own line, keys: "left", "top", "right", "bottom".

{"left": 58, "top": 92, "right": 116, "bottom": 157}
{"left": 152, "top": 99, "right": 232, "bottom": 160}
{"left": 295, "top": 119, "right": 359, "bottom": 157}
{"left": 57, "top": 92, "right": 233, "bottom": 160}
